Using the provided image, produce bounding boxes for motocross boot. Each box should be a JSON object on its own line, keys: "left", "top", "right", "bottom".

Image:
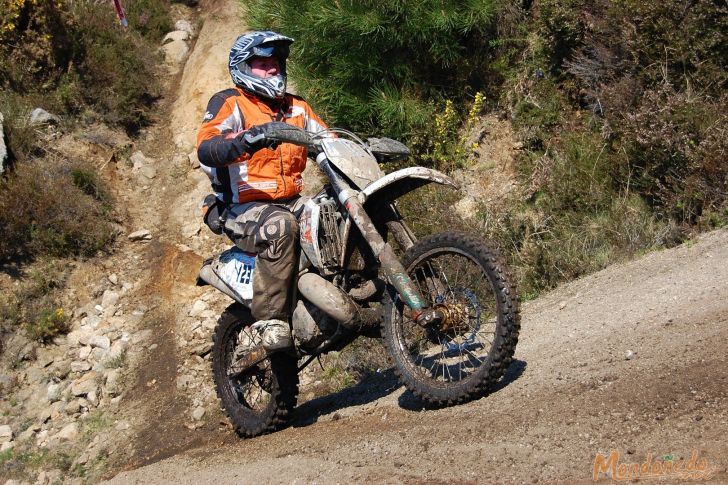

{"left": 251, "top": 319, "right": 293, "bottom": 351}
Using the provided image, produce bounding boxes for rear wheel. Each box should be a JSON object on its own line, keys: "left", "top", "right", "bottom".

{"left": 382, "top": 232, "right": 520, "bottom": 405}
{"left": 211, "top": 304, "right": 299, "bottom": 437}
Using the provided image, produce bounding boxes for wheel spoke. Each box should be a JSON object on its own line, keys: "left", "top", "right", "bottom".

{"left": 393, "top": 244, "right": 502, "bottom": 387}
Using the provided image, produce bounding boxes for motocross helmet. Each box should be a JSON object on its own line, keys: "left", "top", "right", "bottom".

{"left": 229, "top": 31, "right": 293, "bottom": 100}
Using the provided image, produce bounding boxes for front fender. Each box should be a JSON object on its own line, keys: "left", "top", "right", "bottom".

{"left": 362, "top": 167, "right": 458, "bottom": 204}
{"left": 337, "top": 167, "right": 459, "bottom": 268}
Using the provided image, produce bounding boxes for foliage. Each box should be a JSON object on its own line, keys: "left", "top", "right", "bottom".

{"left": 490, "top": 0, "right": 728, "bottom": 294}
{"left": 0, "top": 93, "right": 41, "bottom": 162}
{"left": 0, "top": 157, "right": 116, "bottom": 260}
{"left": 0, "top": 0, "right": 168, "bottom": 132}
{"left": 24, "top": 307, "right": 69, "bottom": 343}
{"left": 245, "top": 0, "right": 508, "bottom": 141}
{"left": 427, "top": 91, "right": 486, "bottom": 170}
{"left": 0, "top": 259, "right": 71, "bottom": 342}
{"left": 124, "top": 0, "right": 174, "bottom": 42}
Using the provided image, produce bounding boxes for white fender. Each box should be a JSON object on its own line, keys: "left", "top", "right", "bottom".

{"left": 337, "top": 167, "right": 459, "bottom": 264}
{"left": 362, "top": 167, "right": 459, "bottom": 200}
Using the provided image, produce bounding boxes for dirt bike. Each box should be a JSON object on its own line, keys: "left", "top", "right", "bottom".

{"left": 197, "top": 125, "right": 520, "bottom": 437}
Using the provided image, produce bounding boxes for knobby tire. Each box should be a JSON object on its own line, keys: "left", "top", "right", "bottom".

{"left": 382, "top": 232, "right": 520, "bottom": 406}
{"left": 211, "top": 303, "right": 299, "bottom": 437}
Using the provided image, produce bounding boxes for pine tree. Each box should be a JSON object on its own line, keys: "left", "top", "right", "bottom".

{"left": 246, "top": 0, "right": 505, "bottom": 139}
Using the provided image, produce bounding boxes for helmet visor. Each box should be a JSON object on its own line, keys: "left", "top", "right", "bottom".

{"left": 252, "top": 42, "right": 290, "bottom": 60}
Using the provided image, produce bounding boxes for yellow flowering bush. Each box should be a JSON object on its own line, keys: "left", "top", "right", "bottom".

{"left": 431, "top": 92, "right": 486, "bottom": 170}
{"left": 25, "top": 307, "right": 69, "bottom": 343}
{"left": 0, "top": 0, "right": 32, "bottom": 43}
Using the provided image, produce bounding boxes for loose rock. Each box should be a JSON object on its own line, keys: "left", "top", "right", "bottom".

{"left": 163, "top": 39, "right": 190, "bottom": 65}
{"left": 175, "top": 19, "right": 195, "bottom": 37}
{"left": 29, "top": 107, "right": 60, "bottom": 125}
{"left": 89, "top": 335, "right": 111, "bottom": 350}
{"left": 55, "top": 423, "right": 79, "bottom": 442}
{"left": 71, "top": 361, "right": 92, "bottom": 373}
{"left": 0, "top": 424, "right": 13, "bottom": 442}
{"left": 163, "top": 30, "right": 190, "bottom": 43}
{"left": 130, "top": 151, "right": 151, "bottom": 167}
{"left": 128, "top": 229, "right": 152, "bottom": 241}
{"left": 71, "top": 371, "right": 100, "bottom": 397}
{"left": 101, "top": 290, "right": 121, "bottom": 310}
{"left": 191, "top": 407, "right": 206, "bottom": 421}
{"left": 189, "top": 300, "right": 208, "bottom": 317}
{"left": 139, "top": 165, "right": 157, "bottom": 179}
{"left": 47, "top": 382, "right": 62, "bottom": 403}
{"left": 105, "top": 369, "right": 123, "bottom": 397}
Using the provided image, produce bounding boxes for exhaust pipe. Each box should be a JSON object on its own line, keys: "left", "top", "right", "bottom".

{"left": 198, "top": 263, "right": 246, "bottom": 305}
{"left": 297, "top": 273, "right": 362, "bottom": 329}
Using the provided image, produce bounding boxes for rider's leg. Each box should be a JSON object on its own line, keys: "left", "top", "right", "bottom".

{"left": 224, "top": 201, "right": 300, "bottom": 351}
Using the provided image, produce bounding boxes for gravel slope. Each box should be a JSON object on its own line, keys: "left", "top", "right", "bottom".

{"left": 107, "top": 229, "right": 728, "bottom": 484}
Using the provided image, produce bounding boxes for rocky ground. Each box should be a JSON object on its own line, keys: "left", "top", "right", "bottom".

{"left": 2, "top": 0, "right": 728, "bottom": 483}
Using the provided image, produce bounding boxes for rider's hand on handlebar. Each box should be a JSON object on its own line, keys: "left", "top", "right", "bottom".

{"left": 237, "top": 122, "right": 285, "bottom": 153}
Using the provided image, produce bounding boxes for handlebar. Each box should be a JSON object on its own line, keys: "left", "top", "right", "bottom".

{"left": 264, "top": 125, "right": 318, "bottom": 152}
{"left": 265, "top": 126, "right": 411, "bottom": 162}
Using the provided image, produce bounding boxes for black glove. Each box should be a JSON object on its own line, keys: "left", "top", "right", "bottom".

{"left": 237, "top": 121, "right": 288, "bottom": 154}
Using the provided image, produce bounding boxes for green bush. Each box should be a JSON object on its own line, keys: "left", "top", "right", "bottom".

{"left": 0, "top": 260, "right": 70, "bottom": 343}
{"left": 124, "top": 0, "right": 174, "bottom": 42}
{"left": 0, "top": 93, "right": 42, "bottom": 162}
{"left": 0, "top": 157, "right": 116, "bottom": 260}
{"left": 618, "top": 88, "right": 727, "bottom": 223}
{"left": 494, "top": 0, "right": 727, "bottom": 296}
{"left": 0, "top": 0, "right": 168, "bottom": 132}
{"left": 246, "top": 0, "right": 509, "bottom": 141}
{"left": 25, "top": 307, "right": 70, "bottom": 343}
{"left": 67, "top": 2, "right": 164, "bottom": 131}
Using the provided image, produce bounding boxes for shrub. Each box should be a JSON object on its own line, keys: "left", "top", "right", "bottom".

{"left": 0, "top": 259, "right": 70, "bottom": 343}
{"left": 25, "top": 307, "right": 69, "bottom": 343}
{"left": 0, "top": 93, "right": 42, "bottom": 162}
{"left": 0, "top": 0, "right": 168, "bottom": 133}
{"left": 124, "top": 0, "right": 173, "bottom": 42}
{"left": 494, "top": 0, "right": 727, "bottom": 296}
{"left": 0, "top": 157, "right": 116, "bottom": 260}
{"left": 68, "top": 2, "right": 163, "bottom": 131}
{"left": 617, "top": 88, "right": 727, "bottom": 224}
{"left": 246, "top": 0, "right": 510, "bottom": 141}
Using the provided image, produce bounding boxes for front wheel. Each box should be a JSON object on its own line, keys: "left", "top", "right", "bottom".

{"left": 211, "top": 303, "right": 299, "bottom": 437}
{"left": 382, "top": 232, "right": 520, "bottom": 405}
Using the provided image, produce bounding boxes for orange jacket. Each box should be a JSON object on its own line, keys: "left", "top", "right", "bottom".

{"left": 196, "top": 87, "right": 327, "bottom": 204}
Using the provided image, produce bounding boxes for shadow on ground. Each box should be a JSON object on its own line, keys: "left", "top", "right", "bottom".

{"left": 291, "top": 368, "right": 401, "bottom": 428}
{"left": 290, "top": 359, "right": 527, "bottom": 427}
{"left": 398, "top": 358, "right": 528, "bottom": 410}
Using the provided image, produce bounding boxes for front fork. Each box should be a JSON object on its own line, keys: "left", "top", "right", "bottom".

{"left": 317, "top": 155, "right": 443, "bottom": 326}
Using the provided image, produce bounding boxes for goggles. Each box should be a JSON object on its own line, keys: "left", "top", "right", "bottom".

{"left": 252, "top": 42, "right": 289, "bottom": 59}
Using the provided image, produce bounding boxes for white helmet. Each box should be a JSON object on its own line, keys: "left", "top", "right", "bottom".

{"left": 229, "top": 31, "right": 293, "bottom": 99}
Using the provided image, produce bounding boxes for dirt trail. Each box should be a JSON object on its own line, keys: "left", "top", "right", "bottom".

{"left": 109, "top": 228, "right": 728, "bottom": 483}
{"left": 104, "top": 0, "right": 728, "bottom": 482}
{"left": 100, "top": 0, "right": 246, "bottom": 469}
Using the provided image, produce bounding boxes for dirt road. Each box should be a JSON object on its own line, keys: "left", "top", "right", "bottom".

{"left": 108, "top": 227, "right": 728, "bottom": 483}
{"left": 104, "top": 0, "right": 728, "bottom": 482}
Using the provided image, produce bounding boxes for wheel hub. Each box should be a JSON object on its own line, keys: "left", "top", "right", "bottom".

{"left": 435, "top": 302, "right": 470, "bottom": 334}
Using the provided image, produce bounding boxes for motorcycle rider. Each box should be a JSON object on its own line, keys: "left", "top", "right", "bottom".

{"left": 196, "top": 31, "right": 328, "bottom": 352}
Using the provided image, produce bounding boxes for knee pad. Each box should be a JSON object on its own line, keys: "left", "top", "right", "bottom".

{"left": 258, "top": 206, "right": 299, "bottom": 242}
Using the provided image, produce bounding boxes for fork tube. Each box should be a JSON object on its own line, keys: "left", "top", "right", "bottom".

{"left": 317, "top": 156, "right": 427, "bottom": 313}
